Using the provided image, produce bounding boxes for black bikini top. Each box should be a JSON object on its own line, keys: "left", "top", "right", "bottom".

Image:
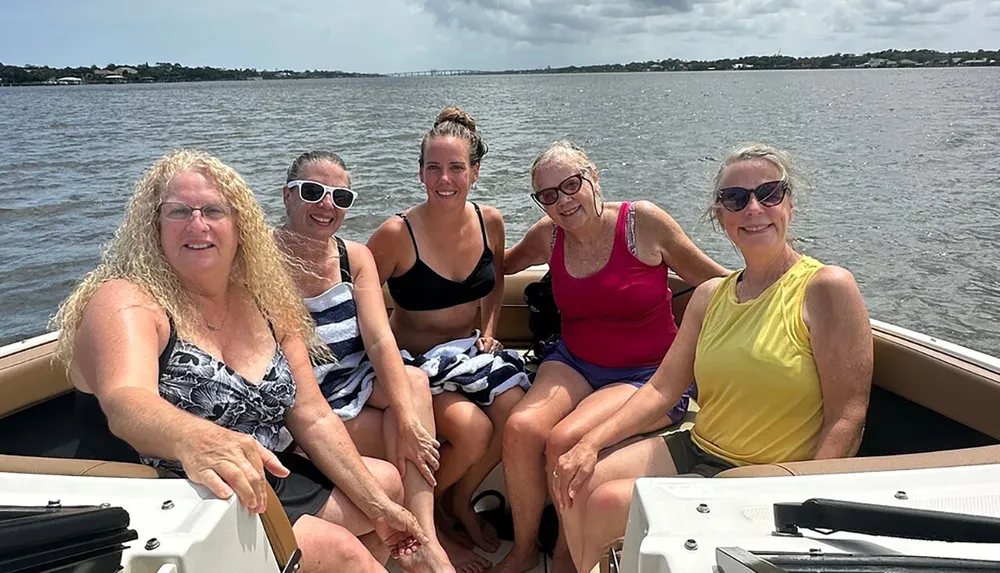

{"left": 387, "top": 203, "right": 496, "bottom": 312}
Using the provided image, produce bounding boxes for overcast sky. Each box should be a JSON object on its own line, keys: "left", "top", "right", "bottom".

{"left": 2, "top": 0, "right": 998, "bottom": 74}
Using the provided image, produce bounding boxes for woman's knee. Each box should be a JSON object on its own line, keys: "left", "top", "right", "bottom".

{"left": 437, "top": 396, "right": 493, "bottom": 459}
{"left": 544, "top": 419, "right": 586, "bottom": 465}
{"left": 364, "top": 457, "right": 404, "bottom": 504}
{"left": 405, "top": 366, "right": 432, "bottom": 399}
{"left": 295, "top": 518, "right": 385, "bottom": 573}
{"left": 503, "top": 408, "right": 553, "bottom": 454}
{"left": 585, "top": 480, "right": 635, "bottom": 530}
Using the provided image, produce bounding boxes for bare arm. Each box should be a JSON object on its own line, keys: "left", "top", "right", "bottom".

{"left": 349, "top": 241, "right": 440, "bottom": 484}
{"left": 75, "top": 281, "right": 286, "bottom": 512}
{"left": 349, "top": 241, "right": 415, "bottom": 419}
{"left": 366, "top": 217, "right": 403, "bottom": 286}
{"left": 281, "top": 333, "right": 428, "bottom": 548}
{"left": 633, "top": 200, "right": 730, "bottom": 285}
{"left": 282, "top": 332, "right": 399, "bottom": 516}
{"left": 805, "top": 266, "right": 873, "bottom": 459}
{"left": 479, "top": 206, "right": 506, "bottom": 343}
{"left": 503, "top": 215, "right": 554, "bottom": 275}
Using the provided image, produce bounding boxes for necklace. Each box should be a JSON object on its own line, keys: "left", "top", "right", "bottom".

{"left": 204, "top": 297, "right": 232, "bottom": 332}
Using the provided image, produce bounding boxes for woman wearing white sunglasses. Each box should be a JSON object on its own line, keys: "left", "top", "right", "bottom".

{"left": 275, "top": 151, "right": 456, "bottom": 573}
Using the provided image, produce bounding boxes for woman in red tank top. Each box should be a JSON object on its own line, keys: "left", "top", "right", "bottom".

{"left": 495, "top": 141, "right": 728, "bottom": 573}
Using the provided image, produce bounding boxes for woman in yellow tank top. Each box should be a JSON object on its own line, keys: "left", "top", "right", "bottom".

{"left": 546, "top": 143, "right": 874, "bottom": 573}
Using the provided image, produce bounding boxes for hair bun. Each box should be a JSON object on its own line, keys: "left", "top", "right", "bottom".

{"left": 434, "top": 106, "right": 476, "bottom": 133}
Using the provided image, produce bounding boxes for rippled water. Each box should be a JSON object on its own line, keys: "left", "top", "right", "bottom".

{"left": 2, "top": 69, "right": 999, "bottom": 356}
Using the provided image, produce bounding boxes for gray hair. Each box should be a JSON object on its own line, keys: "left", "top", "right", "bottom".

{"left": 530, "top": 140, "right": 602, "bottom": 199}
{"left": 703, "top": 142, "right": 807, "bottom": 226}
{"left": 286, "top": 151, "right": 351, "bottom": 186}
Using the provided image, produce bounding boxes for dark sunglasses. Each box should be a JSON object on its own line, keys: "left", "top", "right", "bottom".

{"left": 531, "top": 172, "right": 592, "bottom": 206}
{"left": 287, "top": 180, "right": 357, "bottom": 210}
{"left": 716, "top": 180, "right": 788, "bottom": 212}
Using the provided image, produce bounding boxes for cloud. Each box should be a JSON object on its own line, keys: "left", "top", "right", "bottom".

{"left": 0, "top": 0, "right": 993, "bottom": 72}
{"left": 415, "top": 0, "right": 979, "bottom": 50}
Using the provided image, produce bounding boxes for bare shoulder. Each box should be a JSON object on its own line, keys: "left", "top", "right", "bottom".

{"left": 86, "top": 279, "right": 163, "bottom": 320}
{"left": 688, "top": 276, "right": 726, "bottom": 315}
{"left": 370, "top": 213, "right": 408, "bottom": 240}
{"left": 690, "top": 276, "right": 726, "bottom": 306}
{"left": 632, "top": 199, "right": 679, "bottom": 229}
{"left": 344, "top": 239, "right": 377, "bottom": 269}
{"left": 804, "top": 264, "right": 868, "bottom": 329}
{"left": 478, "top": 204, "right": 504, "bottom": 224}
{"left": 76, "top": 279, "right": 168, "bottom": 360}
{"left": 807, "top": 265, "right": 863, "bottom": 301}
{"left": 366, "top": 214, "right": 408, "bottom": 256}
{"left": 478, "top": 204, "right": 506, "bottom": 235}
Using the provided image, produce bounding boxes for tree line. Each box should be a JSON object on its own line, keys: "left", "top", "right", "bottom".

{"left": 0, "top": 62, "right": 377, "bottom": 86}
{"left": 2, "top": 49, "right": 997, "bottom": 86}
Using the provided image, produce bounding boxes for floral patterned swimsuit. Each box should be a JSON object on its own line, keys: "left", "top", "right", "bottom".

{"left": 142, "top": 318, "right": 297, "bottom": 473}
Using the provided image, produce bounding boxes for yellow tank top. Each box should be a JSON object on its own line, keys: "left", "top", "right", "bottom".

{"left": 691, "top": 255, "right": 824, "bottom": 466}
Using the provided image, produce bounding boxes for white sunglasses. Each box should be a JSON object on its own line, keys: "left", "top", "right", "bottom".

{"left": 287, "top": 180, "right": 357, "bottom": 210}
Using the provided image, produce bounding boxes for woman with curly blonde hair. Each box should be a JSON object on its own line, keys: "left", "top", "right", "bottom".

{"left": 57, "top": 149, "right": 430, "bottom": 573}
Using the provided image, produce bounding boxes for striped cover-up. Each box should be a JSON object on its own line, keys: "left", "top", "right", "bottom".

{"left": 304, "top": 281, "right": 376, "bottom": 421}
{"left": 401, "top": 330, "right": 530, "bottom": 407}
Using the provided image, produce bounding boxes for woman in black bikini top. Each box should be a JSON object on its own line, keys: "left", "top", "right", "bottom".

{"left": 367, "top": 106, "right": 528, "bottom": 560}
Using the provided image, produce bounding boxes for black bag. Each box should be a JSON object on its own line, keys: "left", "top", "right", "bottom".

{"left": 0, "top": 504, "right": 138, "bottom": 573}
{"left": 523, "top": 271, "right": 560, "bottom": 366}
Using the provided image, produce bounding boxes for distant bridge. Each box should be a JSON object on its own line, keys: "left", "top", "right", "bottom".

{"left": 385, "top": 69, "right": 488, "bottom": 77}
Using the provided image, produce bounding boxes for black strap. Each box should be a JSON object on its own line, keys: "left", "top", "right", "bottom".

{"left": 335, "top": 236, "right": 352, "bottom": 284}
{"left": 396, "top": 213, "right": 420, "bottom": 257}
{"left": 472, "top": 202, "right": 488, "bottom": 244}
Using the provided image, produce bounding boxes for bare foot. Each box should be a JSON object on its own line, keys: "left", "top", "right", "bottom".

{"left": 440, "top": 531, "right": 493, "bottom": 573}
{"left": 436, "top": 502, "right": 476, "bottom": 549}
{"left": 487, "top": 547, "right": 538, "bottom": 573}
{"left": 397, "top": 539, "right": 457, "bottom": 573}
{"left": 450, "top": 491, "right": 501, "bottom": 553}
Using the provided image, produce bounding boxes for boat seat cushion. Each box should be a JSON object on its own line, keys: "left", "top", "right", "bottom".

{"left": 714, "top": 444, "right": 1000, "bottom": 478}
{"left": 0, "top": 340, "right": 72, "bottom": 419}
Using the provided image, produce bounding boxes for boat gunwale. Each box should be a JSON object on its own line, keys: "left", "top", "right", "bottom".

{"left": 1, "top": 267, "right": 997, "bottom": 377}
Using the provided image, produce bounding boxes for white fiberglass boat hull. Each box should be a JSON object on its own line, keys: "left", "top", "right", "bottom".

{"left": 621, "top": 463, "right": 1000, "bottom": 572}
{"left": 0, "top": 470, "right": 279, "bottom": 573}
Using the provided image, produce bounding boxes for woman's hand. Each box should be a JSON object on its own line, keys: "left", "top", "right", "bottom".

{"left": 372, "top": 502, "right": 430, "bottom": 559}
{"left": 476, "top": 335, "right": 503, "bottom": 353}
{"left": 396, "top": 417, "right": 441, "bottom": 487}
{"left": 552, "top": 440, "right": 599, "bottom": 510}
{"left": 178, "top": 425, "right": 290, "bottom": 514}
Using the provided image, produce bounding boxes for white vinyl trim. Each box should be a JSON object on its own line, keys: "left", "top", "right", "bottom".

{"left": 0, "top": 331, "right": 60, "bottom": 360}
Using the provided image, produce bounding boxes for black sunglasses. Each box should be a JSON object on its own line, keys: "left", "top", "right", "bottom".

{"left": 532, "top": 172, "right": 592, "bottom": 206}
{"left": 716, "top": 180, "right": 788, "bottom": 212}
{"left": 287, "top": 180, "right": 357, "bottom": 210}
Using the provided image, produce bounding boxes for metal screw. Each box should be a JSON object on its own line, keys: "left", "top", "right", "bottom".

{"left": 809, "top": 548, "right": 823, "bottom": 556}
{"left": 895, "top": 491, "right": 908, "bottom": 500}
{"left": 145, "top": 538, "right": 160, "bottom": 551}
{"left": 47, "top": 500, "right": 61, "bottom": 508}
{"left": 696, "top": 503, "right": 710, "bottom": 514}
{"left": 161, "top": 500, "right": 174, "bottom": 510}
{"left": 684, "top": 539, "right": 698, "bottom": 550}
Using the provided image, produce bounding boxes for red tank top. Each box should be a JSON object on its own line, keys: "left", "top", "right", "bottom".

{"left": 550, "top": 202, "right": 678, "bottom": 368}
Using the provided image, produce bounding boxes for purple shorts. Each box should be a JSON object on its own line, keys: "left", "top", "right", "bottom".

{"left": 541, "top": 339, "right": 694, "bottom": 425}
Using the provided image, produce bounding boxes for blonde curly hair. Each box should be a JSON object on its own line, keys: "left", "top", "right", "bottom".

{"left": 53, "top": 149, "right": 325, "bottom": 368}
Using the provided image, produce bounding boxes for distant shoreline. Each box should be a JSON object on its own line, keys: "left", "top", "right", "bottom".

{"left": 2, "top": 48, "right": 997, "bottom": 86}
